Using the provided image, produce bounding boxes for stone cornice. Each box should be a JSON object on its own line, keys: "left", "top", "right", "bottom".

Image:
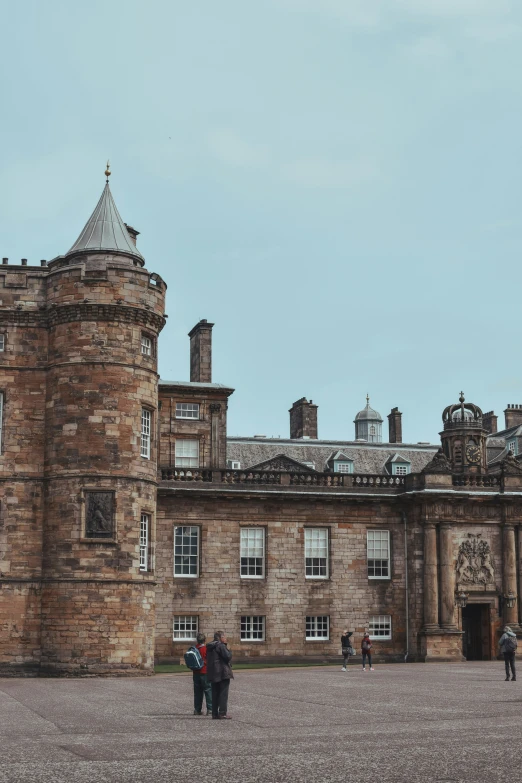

{"left": 0, "top": 303, "right": 166, "bottom": 332}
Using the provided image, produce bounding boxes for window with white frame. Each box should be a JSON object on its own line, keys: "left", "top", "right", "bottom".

{"left": 508, "top": 440, "right": 517, "bottom": 455}
{"left": 335, "top": 461, "right": 353, "bottom": 474}
{"left": 306, "top": 615, "right": 329, "bottom": 640}
{"left": 240, "top": 615, "right": 265, "bottom": 641}
{"left": 176, "top": 402, "right": 200, "bottom": 420}
{"left": 393, "top": 464, "right": 410, "bottom": 476}
{"left": 302, "top": 461, "right": 315, "bottom": 470}
{"left": 227, "top": 460, "right": 241, "bottom": 470}
{"left": 140, "top": 408, "right": 151, "bottom": 458}
{"left": 305, "top": 527, "right": 329, "bottom": 578}
{"left": 175, "top": 439, "right": 199, "bottom": 468}
{"left": 369, "top": 615, "right": 392, "bottom": 640}
{"left": 0, "top": 334, "right": 4, "bottom": 352}
{"left": 173, "top": 615, "right": 198, "bottom": 641}
{"left": 140, "top": 513, "right": 150, "bottom": 572}
{"left": 367, "top": 530, "right": 390, "bottom": 579}
{"left": 141, "top": 333, "right": 153, "bottom": 356}
{"left": 174, "top": 525, "right": 199, "bottom": 576}
{"left": 240, "top": 527, "right": 265, "bottom": 578}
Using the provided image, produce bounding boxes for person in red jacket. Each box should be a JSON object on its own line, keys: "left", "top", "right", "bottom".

{"left": 361, "top": 632, "right": 374, "bottom": 672}
{"left": 193, "top": 633, "right": 213, "bottom": 715}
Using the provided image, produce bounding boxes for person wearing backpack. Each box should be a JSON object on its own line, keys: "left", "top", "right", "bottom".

{"left": 341, "top": 629, "right": 354, "bottom": 672}
{"left": 499, "top": 626, "right": 517, "bottom": 681}
{"left": 361, "top": 632, "right": 374, "bottom": 672}
{"left": 206, "top": 630, "right": 233, "bottom": 719}
{"left": 192, "top": 632, "right": 212, "bottom": 715}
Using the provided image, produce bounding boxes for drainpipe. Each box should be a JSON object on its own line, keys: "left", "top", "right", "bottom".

{"left": 402, "top": 511, "right": 409, "bottom": 663}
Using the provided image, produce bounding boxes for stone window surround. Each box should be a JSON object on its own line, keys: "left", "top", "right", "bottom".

{"left": 140, "top": 331, "right": 155, "bottom": 358}
{"left": 304, "top": 526, "right": 330, "bottom": 580}
{"left": 140, "top": 407, "right": 153, "bottom": 459}
{"left": 367, "top": 529, "right": 391, "bottom": 580}
{"left": 305, "top": 615, "right": 330, "bottom": 641}
{"left": 173, "top": 524, "right": 201, "bottom": 578}
{"left": 240, "top": 615, "right": 265, "bottom": 641}
{"left": 369, "top": 614, "right": 392, "bottom": 640}
{"left": 173, "top": 615, "right": 198, "bottom": 641}
{"left": 175, "top": 402, "right": 200, "bottom": 420}
{"left": 140, "top": 510, "right": 154, "bottom": 572}
{"left": 240, "top": 525, "right": 266, "bottom": 579}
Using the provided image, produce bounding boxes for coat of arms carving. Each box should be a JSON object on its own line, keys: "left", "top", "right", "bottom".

{"left": 85, "top": 491, "right": 114, "bottom": 538}
{"left": 456, "top": 534, "right": 495, "bottom": 585}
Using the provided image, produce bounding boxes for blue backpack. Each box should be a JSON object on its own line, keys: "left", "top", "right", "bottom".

{"left": 184, "top": 646, "right": 204, "bottom": 671}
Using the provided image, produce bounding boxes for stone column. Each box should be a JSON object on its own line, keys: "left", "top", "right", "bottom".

{"left": 423, "top": 523, "right": 439, "bottom": 630}
{"left": 440, "top": 523, "right": 458, "bottom": 630}
{"left": 503, "top": 524, "right": 518, "bottom": 627}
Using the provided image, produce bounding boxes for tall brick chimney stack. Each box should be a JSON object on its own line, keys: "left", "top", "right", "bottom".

{"left": 387, "top": 407, "right": 403, "bottom": 443}
{"left": 483, "top": 411, "right": 498, "bottom": 434}
{"left": 504, "top": 405, "right": 522, "bottom": 430}
{"left": 289, "top": 398, "right": 318, "bottom": 439}
{"left": 189, "top": 319, "right": 214, "bottom": 383}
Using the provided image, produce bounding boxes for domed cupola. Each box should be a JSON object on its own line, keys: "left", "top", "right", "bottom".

{"left": 354, "top": 395, "right": 383, "bottom": 443}
{"left": 441, "top": 392, "right": 487, "bottom": 473}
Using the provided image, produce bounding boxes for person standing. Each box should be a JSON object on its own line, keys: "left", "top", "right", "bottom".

{"left": 207, "top": 630, "right": 234, "bottom": 719}
{"left": 193, "top": 632, "right": 213, "bottom": 715}
{"left": 341, "top": 629, "right": 354, "bottom": 672}
{"left": 361, "top": 632, "right": 374, "bottom": 672}
{"left": 499, "top": 626, "right": 517, "bottom": 681}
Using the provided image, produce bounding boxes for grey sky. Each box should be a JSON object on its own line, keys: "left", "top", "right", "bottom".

{"left": 1, "top": 0, "right": 521, "bottom": 443}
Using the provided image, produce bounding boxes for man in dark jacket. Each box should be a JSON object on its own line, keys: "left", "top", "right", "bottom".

{"left": 206, "top": 630, "right": 233, "bottom": 719}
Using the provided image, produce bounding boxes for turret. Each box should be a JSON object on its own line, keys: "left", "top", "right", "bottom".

{"left": 39, "top": 166, "right": 166, "bottom": 674}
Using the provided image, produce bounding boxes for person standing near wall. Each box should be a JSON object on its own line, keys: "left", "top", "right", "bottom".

{"left": 499, "top": 626, "right": 517, "bottom": 682}
{"left": 207, "top": 630, "right": 234, "bottom": 719}
{"left": 361, "top": 632, "right": 374, "bottom": 672}
{"left": 193, "top": 632, "right": 213, "bottom": 715}
{"left": 341, "top": 629, "right": 354, "bottom": 672}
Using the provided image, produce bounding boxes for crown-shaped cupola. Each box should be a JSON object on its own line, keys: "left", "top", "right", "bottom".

{"left": 65, "top": 163, "right": 144, "bottom": 265}
{"left": 440, "top": 392, "right": 487, "bottom": 474}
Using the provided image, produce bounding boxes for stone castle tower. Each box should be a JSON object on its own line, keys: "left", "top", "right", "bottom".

{"left": 0, "top": 168, "right": 166, "bottom": 674}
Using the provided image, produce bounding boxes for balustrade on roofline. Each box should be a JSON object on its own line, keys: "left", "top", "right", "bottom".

{"left": 160, "top": 467, "right": 405, "bottom": 488}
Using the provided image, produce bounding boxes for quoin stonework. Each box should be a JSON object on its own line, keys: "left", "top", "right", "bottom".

{"left": 1, "top": 175, "right": 522, "bottom": 675}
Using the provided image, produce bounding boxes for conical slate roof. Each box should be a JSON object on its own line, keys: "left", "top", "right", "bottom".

{"left": 67, "top": 182, "right": 144, "bottom": 261}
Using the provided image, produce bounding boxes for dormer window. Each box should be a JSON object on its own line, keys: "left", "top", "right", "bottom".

{"left": 508, "top": 440, "right": 518, "bottom": 456}
{"left": 393, "top": 464, "right": 409, "bottom": 476}
{"left": 385, "top": 454, "right": 411, "bottom": 476}
{"left": 334, "top": 461, "right": 353, "bottom": 474}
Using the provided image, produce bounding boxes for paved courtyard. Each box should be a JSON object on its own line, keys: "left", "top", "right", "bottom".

{"left": 0, "top": 661, "right": 520, "bottom": 783}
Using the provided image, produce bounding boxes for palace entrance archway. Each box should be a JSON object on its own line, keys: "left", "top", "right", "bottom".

{"left": 462, "top": 604, "right": 491, "bottom": 660}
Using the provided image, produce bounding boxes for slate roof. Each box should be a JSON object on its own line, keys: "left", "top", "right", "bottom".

{"left": 67, "top": 182, "right": 144, "bottom": 261}
{"left": 159, "top": 380, "right": 234, "bottom": 391}
{"left": 226, "top": 438, "right": 438, "bottom": 474}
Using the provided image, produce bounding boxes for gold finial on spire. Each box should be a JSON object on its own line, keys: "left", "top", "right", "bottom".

{"left": 105, "top": 160, "right": 111, "bottom": 182}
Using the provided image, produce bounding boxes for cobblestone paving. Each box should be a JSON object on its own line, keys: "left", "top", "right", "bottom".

{"left": 0, "top": 662, "right": 520, "bottom": 783}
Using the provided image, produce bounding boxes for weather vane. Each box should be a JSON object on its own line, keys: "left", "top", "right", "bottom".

{"left": 105, "top": 160, "right": 111, "bottom": 183}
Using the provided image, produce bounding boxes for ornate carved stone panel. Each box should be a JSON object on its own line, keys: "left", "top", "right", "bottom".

{"left": 85, "top": 491, "right": 115, "bottom": 538}
{"left": 455, "top": 534, "right": 495, "bottom": 586}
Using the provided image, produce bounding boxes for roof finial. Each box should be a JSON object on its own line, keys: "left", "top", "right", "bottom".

{"left": 105, "top": 160, "right": 111, "bottom": 183}
{"left": 366, "top": 393, "right": 370, "bottom": 406}
{"left": 459, "top": 391, "right": 465, "bottom": 403}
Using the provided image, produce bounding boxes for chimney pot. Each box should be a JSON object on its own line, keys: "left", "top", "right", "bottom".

{"left": 504, "top": 405, "right": 522, "bottom": 430}
{"left": 2, "top": 258, "right": 7, "bottom": 265}
{"left": 40, "top": 259, "right": 47, "bottom": 267}
{"left": 483, "top": 411, "right": 498, "bottom": 434}
{"left": 21, "top": 258, "right": 27, "bottom": 266}
{"left": 188, "top": 320, "right": 215, "bottom": 383}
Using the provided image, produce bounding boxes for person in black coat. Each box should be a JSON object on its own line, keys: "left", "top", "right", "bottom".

{"left": 341, "top": 629, "right": 354, "bottom": 671}
{"left": 206, "top": 630, "right": 234, "bottom": 719}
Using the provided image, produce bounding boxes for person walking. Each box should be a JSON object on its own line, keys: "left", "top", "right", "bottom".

{"left": 341, "top": 629, "right": 354, "bottom": 672}
{"left": 361, "top": 632, "right": 374, "bottom": 672}
{"left": 193, "top": 632, "right": 213, "bottom": 715}
{"left": 499, "top": 626, "right": 517, "bottom": 681}
{"left": 207, "top": 630, "right": 234, "bottom": 719}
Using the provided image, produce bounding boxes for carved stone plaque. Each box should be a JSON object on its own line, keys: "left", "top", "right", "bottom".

{"left": 85, "top": 491, "right": 114, "bottom": 538}
{"left": 456, "top": 534, "right": 495, "bottom": 585}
